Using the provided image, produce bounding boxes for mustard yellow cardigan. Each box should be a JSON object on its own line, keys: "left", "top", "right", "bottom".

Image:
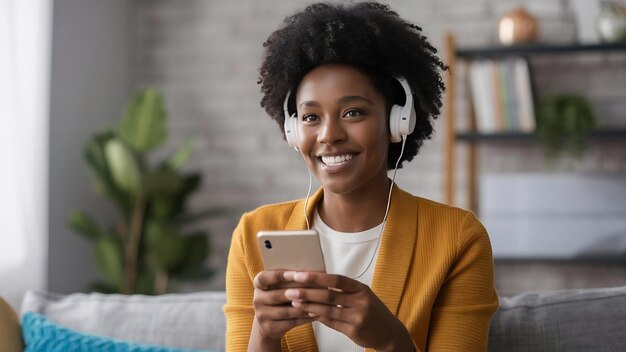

{"left": 224, "top": 186, "right": 499, "bottom": 351}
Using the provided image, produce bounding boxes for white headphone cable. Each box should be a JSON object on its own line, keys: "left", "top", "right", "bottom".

{"left": 303, "top": 165, "right": 313, "bottom": 230}
{"left": 352, "top": 135, "right": 407, "bottom": 279}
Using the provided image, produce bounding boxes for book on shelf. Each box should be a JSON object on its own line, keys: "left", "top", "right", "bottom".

{"left": 468, "top": 58, "right": 536, "bottom": 134}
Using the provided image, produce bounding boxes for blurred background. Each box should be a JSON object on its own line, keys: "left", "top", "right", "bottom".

{"left": 1, "top": 0, "right": 625, "bottom": 310}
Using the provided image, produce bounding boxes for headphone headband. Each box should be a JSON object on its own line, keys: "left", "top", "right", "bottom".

{"left": 283, "top": 90, "right": 291, "bottom": 116}
{"left": 395, "top": 76, "right": 412, "bottom": 96}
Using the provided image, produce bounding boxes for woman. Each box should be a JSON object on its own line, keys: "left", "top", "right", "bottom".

{"left": 225, "top": 3, "right": 499, "bottom": 351}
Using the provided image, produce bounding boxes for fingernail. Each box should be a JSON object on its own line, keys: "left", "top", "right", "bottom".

{"left": 284, "top": 289, "right": 300, "bottom": 299}
{"left": 283, "top": 271, "right": 295, "bottom": 280}
{"left": 291, "top": 300, "right": 302, "bottom": 308}
{"left": 293, "top": 272, "right": 308, "bottom": 282}
{"left": 308, "top": 312, "right": 318, "bottom": 317}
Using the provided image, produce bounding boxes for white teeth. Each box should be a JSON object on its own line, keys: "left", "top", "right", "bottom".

{"left": 321, "top": 154, "right": 353, "bottom": 165}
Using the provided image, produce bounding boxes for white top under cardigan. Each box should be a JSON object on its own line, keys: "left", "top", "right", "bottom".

{"left": 312, "top": 210, "right": 383, "bottom": 352}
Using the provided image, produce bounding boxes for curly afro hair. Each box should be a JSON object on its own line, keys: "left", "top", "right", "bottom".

{"left": 259, "top": 2, "right": 447, "bottom": 169}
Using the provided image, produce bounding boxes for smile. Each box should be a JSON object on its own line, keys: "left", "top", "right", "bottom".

{"left": 320, "top": 154, "right": 354, "bottom": 166}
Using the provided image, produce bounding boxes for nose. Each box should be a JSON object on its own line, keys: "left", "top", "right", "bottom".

{"left": 317, "top": 116, "right": 347, "bottom": 145}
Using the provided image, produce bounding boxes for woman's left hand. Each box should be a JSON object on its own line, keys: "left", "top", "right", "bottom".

{"left": 282, "top": 271, "right": 415, "bottom": 352}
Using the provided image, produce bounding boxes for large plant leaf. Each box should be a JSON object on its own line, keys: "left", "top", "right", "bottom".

{"left": 143, "top": 169, "right": 184, "bottom": 198}
{"left": 169, "top": 233, "right": 210, "bottom": 279}
{"left": 166, "top": 138, "right": 196, "bottom": 171}
{"left": 84, "top": 132, "right": 132, "bottom": 213}
{"left": 181, "top": 173, "right": 201, "bottom": 195}
{"left": 148, "top": 173, "right": 202, "bottom": 220}
{"left": 105, "top": 139, "right": 142, "bottom": 195}
{"left": 84, "top": 130, "right": 115, "bottom": 179}
{"left": 145, "top": 222, "right": 186, "bottom": 271}
{"left": 144, "top": 171, "right": 204, "bottom": 222}
{"left": 94, "top": 236, "right": 124, "bottom": 287}
{"left": 150, "top": 197, "right": 181, "bottom": 221}
{"left": 67, "top": 210, "right": 102, "bottom": 241}
{"left": 118, "top": 88, "right": 167, "bottom": 152}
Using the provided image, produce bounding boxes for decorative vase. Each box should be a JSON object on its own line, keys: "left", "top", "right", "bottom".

{"left": 597, "top": 1, "right": 626, "bottom": 43}
{"left": 498, "top": 7, "right": 539, "bottom": 45}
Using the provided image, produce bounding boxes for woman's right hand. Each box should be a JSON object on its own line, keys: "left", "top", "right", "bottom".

{"left": 250, "top": 270, "right": 316, "bottom": 347}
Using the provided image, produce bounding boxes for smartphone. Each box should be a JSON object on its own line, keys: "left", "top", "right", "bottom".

{"left": 257, "top": 230, "right": 326, "bottom": 272}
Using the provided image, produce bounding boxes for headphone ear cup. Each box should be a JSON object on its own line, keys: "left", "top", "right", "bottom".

{"left": 284, "top": 114, "right": 299, "bottom": 150}
{"left": 389, "top": 104, "right": 403, "bottom": 143}
{"left": 389, "top": 76, "right": 417, "bottom": 143}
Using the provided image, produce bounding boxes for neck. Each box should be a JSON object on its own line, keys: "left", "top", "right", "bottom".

{"left": 318, "top": 174, "right": 392, "bottom": 233}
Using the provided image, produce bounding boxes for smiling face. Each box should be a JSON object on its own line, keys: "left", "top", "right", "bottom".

{"left": 294, "top": 64, "right": 390, "bottom": 196}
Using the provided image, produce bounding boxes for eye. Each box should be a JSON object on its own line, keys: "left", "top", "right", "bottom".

{"left": 302, "top": 114, "right": 319, "bottom": 123}
{"left": 343, "top": 109, "right": 363, "bottom": 118}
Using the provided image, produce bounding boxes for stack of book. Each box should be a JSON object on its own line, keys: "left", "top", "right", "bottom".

{"left": 468, "top": 58, "right": 536, "bottom": 134}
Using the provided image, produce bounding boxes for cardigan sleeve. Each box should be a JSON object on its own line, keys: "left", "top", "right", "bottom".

{"left": 426, "top": 212, "right": 499, "bottom": 351}
{"left": 224, "top": 216, "right": 256, "bottom": 352}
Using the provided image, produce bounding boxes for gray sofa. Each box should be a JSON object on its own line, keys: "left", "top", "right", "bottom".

{"left": 3, "top": 285, "right": 626, "bottom": 351}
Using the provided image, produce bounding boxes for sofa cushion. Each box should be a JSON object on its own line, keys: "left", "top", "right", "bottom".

{"left": 21, "top": 290, "right": 226, "bottom": 351}
{"left": 0, "top": 296, "right": 24, "bottom": 352}
{"left": 22, "top": 312, "right": 207, "bottom": 352}
{"left": 488, "top": 285, "right": 626, "bottom": 351}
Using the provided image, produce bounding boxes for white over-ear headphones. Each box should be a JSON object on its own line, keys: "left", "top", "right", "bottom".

{"left": 283, "top": 76, "right": 416, "bottom": 149}
{"left": 389, "top": 77, "right": 417, "bottom": 143}
{"left": 283, "top": 90, "right": 300, "bottom": 150}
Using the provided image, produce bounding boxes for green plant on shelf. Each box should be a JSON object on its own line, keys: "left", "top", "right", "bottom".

{"left": 536, "top": 94, "right": 597, "bottom": 160}
{"left": 68, "top": 88, "right": 221, "bottom": 295}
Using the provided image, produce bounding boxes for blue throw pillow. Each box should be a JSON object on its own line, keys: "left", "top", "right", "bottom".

{"left": 21, "top": 312, "right": 209, "bottom": 352}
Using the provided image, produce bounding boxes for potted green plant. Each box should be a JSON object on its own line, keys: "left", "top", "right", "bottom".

{"left": 68, "top": 88, "right": 219, "bottom": 295}
{"left": 536, "top": 94, "right": 597, "bottom": 160}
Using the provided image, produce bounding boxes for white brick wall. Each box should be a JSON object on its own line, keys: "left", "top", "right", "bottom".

{"left": 134, "top": 0, "right": 626, "bottom": 291}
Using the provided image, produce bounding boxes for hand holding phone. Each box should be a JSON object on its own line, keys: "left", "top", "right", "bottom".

{"left": 251, "top": 231, "right": 326, "bottom": 345}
